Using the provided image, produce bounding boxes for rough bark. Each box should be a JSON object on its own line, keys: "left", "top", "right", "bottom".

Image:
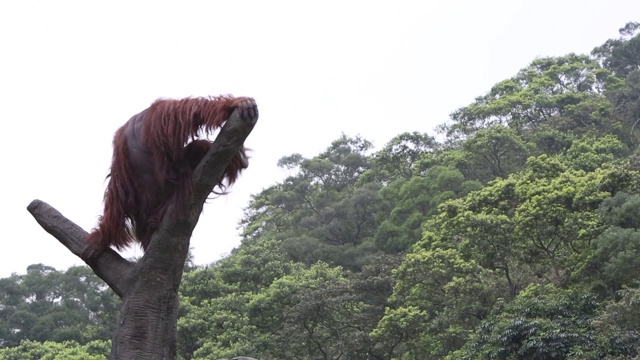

{"left": 27, "top": 103, "right": 258, "bottom": 359}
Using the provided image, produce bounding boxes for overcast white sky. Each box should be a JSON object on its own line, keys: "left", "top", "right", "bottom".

{"left": 0, "top": 1, "right": 637, "bottom": 277}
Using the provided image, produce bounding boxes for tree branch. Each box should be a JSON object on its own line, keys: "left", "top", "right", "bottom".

{"left": 26, "top": 200, "right": 134, "bottom": 297}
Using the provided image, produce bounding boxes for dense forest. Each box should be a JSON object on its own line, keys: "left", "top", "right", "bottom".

{"left": 2, "top": 22, "right": 640, "bottom": 359}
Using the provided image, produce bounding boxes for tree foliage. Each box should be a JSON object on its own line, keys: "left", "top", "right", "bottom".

{"left": 0, "top": 265, "right": 119, "bottom": 348}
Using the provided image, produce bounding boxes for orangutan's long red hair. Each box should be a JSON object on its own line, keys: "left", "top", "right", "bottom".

{"left": 84, "top": 96, "right": 251, "bottom": 258}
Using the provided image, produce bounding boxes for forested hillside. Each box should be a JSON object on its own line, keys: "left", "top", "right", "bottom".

{"left": 2, "top": 22, "right": 640, "bottom": 360}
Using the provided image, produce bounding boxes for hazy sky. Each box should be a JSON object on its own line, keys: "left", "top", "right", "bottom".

{"left": 0, "top": 1, "right": 637, "bottom": 277}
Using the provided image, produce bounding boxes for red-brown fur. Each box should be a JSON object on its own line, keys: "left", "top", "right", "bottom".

{"left": 84, "top": 96, "right": 251, "bottom": 258}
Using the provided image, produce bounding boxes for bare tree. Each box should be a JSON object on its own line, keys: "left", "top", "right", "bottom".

{"left": 27, "top": 102, "right": 258, "bottom": 359}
